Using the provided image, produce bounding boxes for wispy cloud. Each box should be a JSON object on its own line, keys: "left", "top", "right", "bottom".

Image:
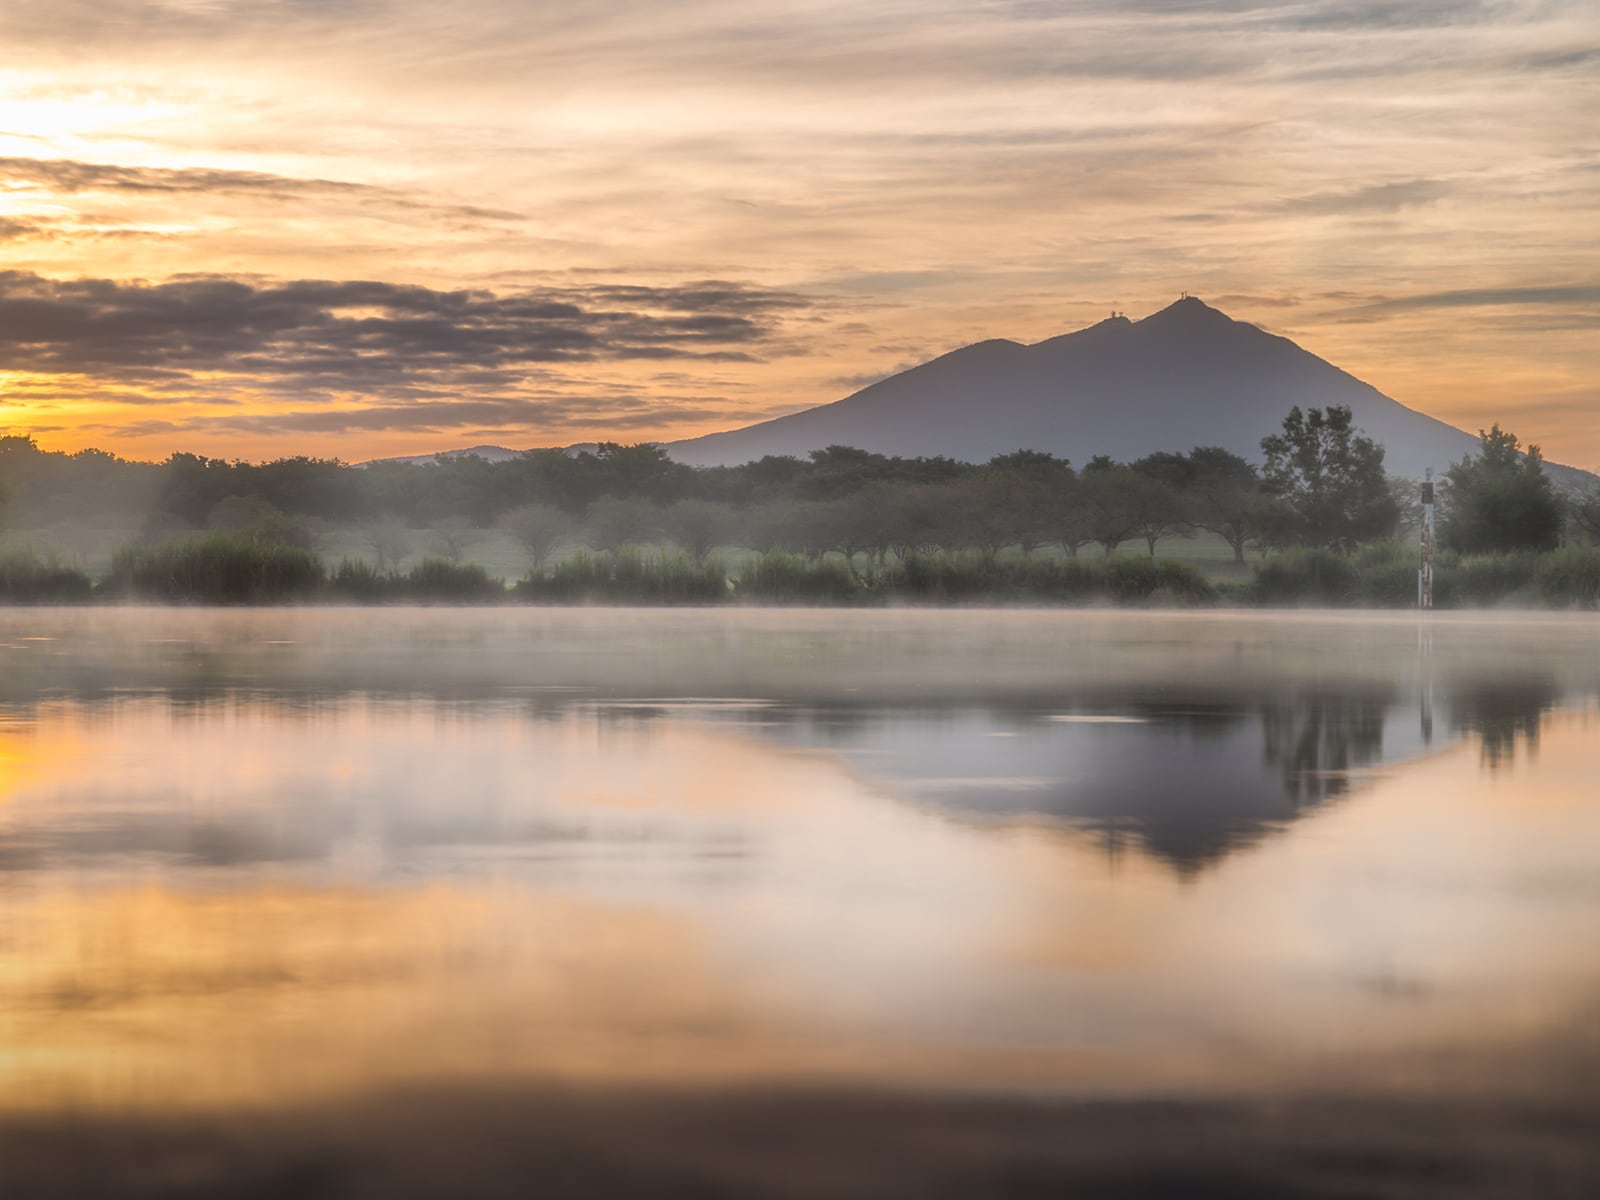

{"left": 1283, "top": 179, "right": 1454, "bottom": 216}
{"left": 0, "top": 156, "right": 522, "bottom": 221}
{"left": 0, "top": 0, "right": 1595, "bottom": 461}
{"left": 1343, "top": 285, "right": 1600, "bottom": 314}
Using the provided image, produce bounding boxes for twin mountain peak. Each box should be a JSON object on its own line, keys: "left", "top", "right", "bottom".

{"left": 667, "top": 296, "right": 1481, "bottom": 477}
{"left": 394, "top": 298, "right": 1527, "bottom": 479}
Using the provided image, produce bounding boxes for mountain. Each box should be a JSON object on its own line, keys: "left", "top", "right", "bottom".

{"left": 667, "top": 297, "right": 1521, "bottom": 479}
{"left": 361, "top": 444, "right": 526, "bottom": 467}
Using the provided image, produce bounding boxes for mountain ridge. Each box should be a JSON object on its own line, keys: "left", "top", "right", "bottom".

{"left": 371, "top": 299, "right": 1589, "bottom": 484}
{"left": 666, "top": 297, "right": 1549, "bottom": 480}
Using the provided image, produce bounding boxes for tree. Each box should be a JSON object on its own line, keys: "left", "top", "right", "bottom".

{"left": 592, "top": 442, "right": 693, "bottom": 503}
{"left": 508, "top": 447, "right": 604, "bottom": 513}
{"left": 952, "top": 474, "right": 1025, "bottom": 562}
{"left": 986, "top": 450, "right": 1073, "bottom": 557}
{"left": 747, "top": 499, "right": 823, "bottom": 558}
{"left": 1130, "top": 451, "right": 1195, "bottom": 492}
{"left": 1124, "top": 469, "right": 1189, "bottom": 557}
{"left": 1259, "top": 405, "right": 1398, "bottom": 552}
{"left": 987, "top": 449, "right": 1070, "bottom": 477}
{"left": 1440, "top": 425, "right": 1562, "bottom": 554}
{"left": 1051, "top": 479, "right": 1096, "bottom": 558}
{"left": 800, "top": 445, "right": 898, "bottom": 499}
{"left": 362, "top": 517, "right": 411, "bottom": 572}
{"left": 0, "top": 440, "right": 17, "bottom": 533}
{"left": 427, "top": 517, "right": 481, "bottom": 564}
{"left": 583, "top": 496, "right": 663, "bottom": 556}
{"left": 500, "top": 502, "right": 569, "bottom": 571}
{"left": 1563, "top": 478, "right": 1600, "bottom": 544}
{"left": 1186, "top": 446, "right": 1269, "bottom": 565}
{"left": 877, "top": 482, "right": 962, "bottom": 556}
{"left": 1078, "top": 466, "right": 1144, "bottom": 558}
{"left": 663, "top": 499, "right": 735, "bottom": 565}
{"left": 206, "top": 495, "right": 318, "bottom": 550}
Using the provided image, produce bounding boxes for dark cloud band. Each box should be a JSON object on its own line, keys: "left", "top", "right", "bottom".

{"left": 0, "top": 270, "right": 814, "bottom": 384}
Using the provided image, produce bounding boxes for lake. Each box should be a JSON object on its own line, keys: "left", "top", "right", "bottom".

{"left": 2, "top": 607, "right": 1598, "bottom": 1198}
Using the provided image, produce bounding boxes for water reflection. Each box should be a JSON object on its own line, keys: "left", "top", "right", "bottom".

{"left": 1447, "top": 675, "right": 1563, "bottom": 767}
{"left": 2, "top": 610, "right": 1599, "bottom": 1196}
{"left": 0, "top": 684, "right": 1496, "bottom": 879}
{"left": 693, "top": 691, "right": 1415, "bottom": 874}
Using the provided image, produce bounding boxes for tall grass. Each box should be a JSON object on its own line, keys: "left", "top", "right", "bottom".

{"left": 1537, "top": 545, "right": 1600, "bottom": 608}
{"left": 328, "top": 556, "right": 393, "bottom": 601}
{"left": 1442, "top": 551, "right": 1542, "bottom": 607}
{"left": 1248, "top": 541, "right": 1599, "bottom": 608}
{"left": 327, "top": 556, "right": 508, "bottom": 602}
{"left": 516, "top": 548, "right": 728, "bottom": 604}
{"left": 1249, "top": 548, "right": 1360, "bottom": 605}
{"left": 737, "top": 550, "right": 861, "bottom": 603}
{"left": 0, "top": 549, "right": 95, "bottom": 603}
{"left": 105, "top": 534, "right": 325, "bottom": 603}
{"left": 729, "top": 550, "right": 1216, "bottom": 606}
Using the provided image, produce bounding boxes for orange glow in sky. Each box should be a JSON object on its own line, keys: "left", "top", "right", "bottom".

{"left": 0, "top": 3, "right": 1595, "bottom": 465}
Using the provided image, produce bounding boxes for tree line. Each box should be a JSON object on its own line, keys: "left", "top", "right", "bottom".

{"left": 2, "top": 406, "right": 1596, "bottom": 577}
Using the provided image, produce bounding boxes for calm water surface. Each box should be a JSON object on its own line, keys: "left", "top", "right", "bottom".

{"left": 2, "top": 608, "right": 1598, "bottom": 1197}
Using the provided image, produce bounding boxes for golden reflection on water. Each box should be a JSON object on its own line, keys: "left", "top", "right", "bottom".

{"left": 1, "top": 696, "right": 1598, "bottom": 1116}
{"left": 0, "top": 720, "right": 83, "bottom": 803}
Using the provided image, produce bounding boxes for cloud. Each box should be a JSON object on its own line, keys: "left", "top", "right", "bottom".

{"left": 0, "top": 270, "right": 813, "bottom": 383}
{"left": 1257, "top": 0, "right": 1502, "bottom": 32}
{"left": 0, "top": 269, "right": 820, "bottom": 435}
{"left": 0, "top": 156, "right": 522, "bottom": 222}
{"left": 89, "top": 395, "right": 768, "bottom": 438}
{"left": 1344, "top": 285, "right": 1600, "bottom": 314}
{"left": 1, "top": 0, "right": 1595, "bottom": 462}
{"left": 1285, "top": 179, "right": 1453, "bottom": 216}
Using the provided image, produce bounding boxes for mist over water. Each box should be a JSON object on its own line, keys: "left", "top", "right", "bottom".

{"left": 2, "top": 609, "right": 1599, "bottom": 1197}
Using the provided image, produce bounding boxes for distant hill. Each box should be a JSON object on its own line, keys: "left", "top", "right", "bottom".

{"left": 668, "top": 297, "right": 1577, "bottom": 480}
{"left": 361, "top": 444, "right": 527, "bottom": 467}
{"left": 359, "top": 443, "right": 605, "bottom": 467}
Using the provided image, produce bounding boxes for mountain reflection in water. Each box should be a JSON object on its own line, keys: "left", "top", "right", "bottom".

{"left": 0, "top": 608, "right": 1597, "bottom": 1198}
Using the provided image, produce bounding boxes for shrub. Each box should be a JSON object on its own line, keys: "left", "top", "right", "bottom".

{"left": 1442, "top": 551, "right": 1540, "bottom": 607}
{"left": 400, "top": 557, "right": 506, "bottom": 602}
{"left": 1151, "top": 560, "right": 1219, "bottom": 604}
{"left": 1351, "top": 540, "right": 1420, "bottom": 607}
{"left": 1048, "top": 558, "right": 1104, "bottom": 602}
{"left": 1537, "top": 545, "right": 1600, "bottom": 608}
{"left": 1250, "top": 547, "right": 1359, "bottom": 605}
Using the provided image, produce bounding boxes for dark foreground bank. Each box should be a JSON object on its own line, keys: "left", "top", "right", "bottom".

{"left": 4, "top": 1084, "right": 1598, "bottom": 1200}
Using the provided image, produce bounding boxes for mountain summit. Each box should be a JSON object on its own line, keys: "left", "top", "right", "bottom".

{"left": 667, "top": 298, "right": 1484, "bottom": 476}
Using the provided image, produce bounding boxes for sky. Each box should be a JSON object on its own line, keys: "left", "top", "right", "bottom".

{"left": 0, "top": 0, "right": 1596, "bottom": 466}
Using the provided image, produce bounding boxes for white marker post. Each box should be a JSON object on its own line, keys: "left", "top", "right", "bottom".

{"left": 1418, "top": 468, "right": 1435, "bottom": 610}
